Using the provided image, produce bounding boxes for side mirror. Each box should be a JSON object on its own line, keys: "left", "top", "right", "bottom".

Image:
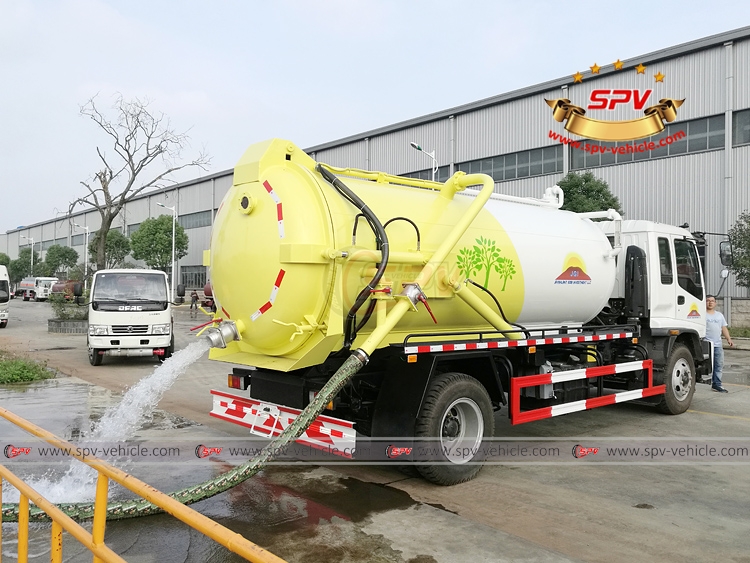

{"left": 75, "top": 296, "right": 84, "bottom": 306}
{"left": 73, "top": 283, "right": 83, "bottom": 297}
{"left": 176, "top": 284, "right": 186, "bottom": 297}
{"left": 719, "top": 241, "right": 733, "bottom": 267}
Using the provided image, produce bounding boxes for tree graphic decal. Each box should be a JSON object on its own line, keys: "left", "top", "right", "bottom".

{"left": 456, "top": 237, "right": 516, "bottom": 291}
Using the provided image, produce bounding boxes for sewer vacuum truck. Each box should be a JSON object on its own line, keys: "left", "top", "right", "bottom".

{"left": 204, "top": 138, "right": 711, "bottom": 485}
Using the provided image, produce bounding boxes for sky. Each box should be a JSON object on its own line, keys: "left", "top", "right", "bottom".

{"left": 2, "top": 0, "right": 750, "bottom": 232}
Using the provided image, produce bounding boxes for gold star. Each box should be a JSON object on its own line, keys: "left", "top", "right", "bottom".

{"left": 613, "top": 59, "right": 624, "bottom": 70}
{"left": 590, "top": 63, "right": 601, "bottom": 74}
{"left": 573, "top": 71, "right": 584, "bottom": 83}
{"left": 635, "top": 63, "right": 647, "bottom": 74}
{"left": 654, "top": 71, "right": 665, "bottom": 83}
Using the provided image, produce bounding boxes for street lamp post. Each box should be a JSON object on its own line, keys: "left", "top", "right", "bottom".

{"left": 19, "top": 235, "right": 34, "bottom": 275}
{"left": 156, "top": 202, "right": 177, "bottom": 303}
{"left": 73, "top": 223, "right": 90, "bottom": 290}
{"left": 409, "top": 141, "right": 439, "bottom": 182}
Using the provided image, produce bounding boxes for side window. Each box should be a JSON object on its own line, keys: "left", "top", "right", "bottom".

{"left": 674, "top": 239, "right": 704, "bottom": 300}
{"left": 658, "top": 237, "right": 673, "bottom": 284}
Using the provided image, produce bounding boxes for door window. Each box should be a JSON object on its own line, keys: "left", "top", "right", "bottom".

{"left": 673, "top": 239, "right": 703, "bottom": 300}
{"left": 658, "top": 238, "right": 673, "bottom": 284}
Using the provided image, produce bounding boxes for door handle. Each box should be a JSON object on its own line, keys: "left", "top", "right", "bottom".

{"left": 677, "top": 296, "right": 685, "bottom": 305}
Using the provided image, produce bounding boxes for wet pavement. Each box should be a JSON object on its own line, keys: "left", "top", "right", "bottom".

{"left": 2, "top": 299, "right": 750, "bottom": 562}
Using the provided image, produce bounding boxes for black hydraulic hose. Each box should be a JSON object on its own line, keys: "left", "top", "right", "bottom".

{"left": 355, "top": 298, "right": 378, "bottom": 333}
{"left": 317, "top": 164, "right": 390, "bottom": 347}
{"left": 383, "top": 217, "right": 421, "bottom": 251}
{"left": 465, "top": 278, "right": 530, "bottom": 338}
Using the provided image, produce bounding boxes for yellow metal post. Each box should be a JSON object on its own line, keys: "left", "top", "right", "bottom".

{"left": 18, "top": 495, "right": 29, "bottom": 563}
{"left": 51, "top": 521, "right": 63, "bottom": 563}
{"left": 91, "top": 474, "right": 109, "bottom": 563}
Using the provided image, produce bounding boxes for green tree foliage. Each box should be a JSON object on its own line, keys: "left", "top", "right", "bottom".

{"left": 0, "top": 253, "right": 9, "bottom": 267}
{"left": 457, "top": 237, "right": 516, "bottom": 290}
{"left": 8, "top": 248, "right": 40, "bottom": 282}
{"left": 130, "top": 215, "right": 189, "bottom": 271}
{"left": 558, "top": 172, "right": 624, "bottom": 215}
{"left": 43, "top": 245, "right": 79, "bottom": 276}
{"left": 88, "top": 229, "right": 131, "bottom": 269}
{"left": 728, "top": 211, "right": 750, "bottom": 288}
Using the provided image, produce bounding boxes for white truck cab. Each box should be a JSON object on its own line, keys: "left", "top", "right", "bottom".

{"left": 20, "top": 277, "right": 58, "bottom": 301}
{"left": 0, "top": 266, "right": 9, "bottom": 328}
{"left": 83, "top": 269, "right": 174, "bottom": 366}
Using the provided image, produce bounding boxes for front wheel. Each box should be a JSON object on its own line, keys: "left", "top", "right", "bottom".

{"left": 415, "top": 372, "right": 494, "bottom": 486}
{"left": 160, "top": 335, "right": 175, "bottom": 362}
{"left": 657, "top": 344, "right": 695, "bottom": 414}
{"left": 88, "top": 346, "right": 103, "bottom": 366}
{"left": 0, "top": 320, "right": 7, "bottom": 329}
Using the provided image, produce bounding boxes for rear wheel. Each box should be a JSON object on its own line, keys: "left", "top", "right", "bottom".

{"left": 658, "top": 344, "right": 695, "bottom": 414}
{"left": 0, "top": 320, "right": 7, "bottom": 329}
{"left": 88, "top": 346, "right": 103, "bottom": 366}
{"left": 415, "top": 372, "right": 494, "bottom": 486}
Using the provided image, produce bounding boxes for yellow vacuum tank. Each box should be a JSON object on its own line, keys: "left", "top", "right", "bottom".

{"left": 209, "top": 139, "right": 617, "bottom": 371}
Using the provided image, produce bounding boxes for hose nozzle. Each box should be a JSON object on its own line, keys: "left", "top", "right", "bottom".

{"left": 204, "top": 320, "right": 241, "bottom": 349}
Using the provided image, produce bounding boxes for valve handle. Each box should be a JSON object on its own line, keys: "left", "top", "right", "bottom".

{"left": 417, "top": 294, "right": 437, "bottom": 324}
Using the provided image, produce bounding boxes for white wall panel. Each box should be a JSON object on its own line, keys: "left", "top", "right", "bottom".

{"left": 734, "top": 39, "right": 750, "bottom": 110}
{"left": 369, "top": 120, "right": 451, "bottom": 175}
{"left": 314, "top": 140, "right": 368, "bottom": 170}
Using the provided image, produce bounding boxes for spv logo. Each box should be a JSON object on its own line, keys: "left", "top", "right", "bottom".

{"left": 4, "top": 444, "right": 31, "bottom": 458}
{"left": 572, "top": 444, "right": 599, "bottom": 459}
{"left": 588, "top": 89, "right": 653, "bottom": 111}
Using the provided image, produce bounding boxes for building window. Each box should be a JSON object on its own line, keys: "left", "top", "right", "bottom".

{"left": 54, "top": 238, "right": 67, "bottom": 247}
{"left": 401, "top": 165, "right": 451, "bottom": 182}
{"left": 733, "top": 108, "right": 750, "bottom": 147}
{"left": 127, "top": 223, "right": 140, "bottom": 236}
{"left": 71, "top": 234, "right": 84, "bottom": 246}
{"left": 178, "top": 210, "right": 212, "bottom": 230}
{"left": 456, "top": 145, "right": 563, "bottom": 182}
{"left": 571, "top": 114, "right": 725, "bottom": 171}
{"left": 41, "top": 240, "right": 54, "bottom": 250}
{"left": 181, "top": 266, "right": 206, "bottom": 289}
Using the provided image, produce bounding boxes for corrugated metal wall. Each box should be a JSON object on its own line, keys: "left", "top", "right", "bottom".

{"left": 734, "top": 40, "right": 750, "bottom": 110}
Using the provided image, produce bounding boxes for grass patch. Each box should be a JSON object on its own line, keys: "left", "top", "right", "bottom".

{"left": 0, "top": 351, "right": 55, "bottom": 383}
{"left": 729, "top": 327, "right": 750, "bottom": 338}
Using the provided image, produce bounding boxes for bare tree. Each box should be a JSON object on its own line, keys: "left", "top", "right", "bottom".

{"left": 70, "top": 94, "right": 210, "bottom": 270}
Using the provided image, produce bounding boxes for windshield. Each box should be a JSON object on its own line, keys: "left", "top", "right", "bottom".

{"left": 92, "top": 273, "right": 168, "bottom": 302}
{"left": 0, "top": 281, "right": 8, "bottom": 303}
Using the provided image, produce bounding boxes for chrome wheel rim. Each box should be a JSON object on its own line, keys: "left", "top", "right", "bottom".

{"left": 440, "top": 398, "right": 484, "bottom": 465}
{"left": 671, "top": 358, "right": 692, "bottom": 401}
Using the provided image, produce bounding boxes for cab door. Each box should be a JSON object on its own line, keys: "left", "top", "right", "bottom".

{"left": 673, "top": 237, "right": 705, "bottom": 332}
{"left": 650, "top": 236, "right": 676, "bottom": 326}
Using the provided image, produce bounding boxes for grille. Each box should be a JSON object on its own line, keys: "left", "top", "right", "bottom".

{"left": 111, "top": 325, "right": 149, "bottom": 335}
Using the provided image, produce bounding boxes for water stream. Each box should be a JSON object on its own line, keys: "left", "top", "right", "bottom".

{"left": 2, "top": 339, "right": 211, "bottom": 504}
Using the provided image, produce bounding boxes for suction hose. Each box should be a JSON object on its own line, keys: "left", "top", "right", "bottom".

{"left": 2, "top": 339, "right": 368, "bottom": 522}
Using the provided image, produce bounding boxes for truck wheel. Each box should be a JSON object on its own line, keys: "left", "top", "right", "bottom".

{"left": 161, "top": 335, "right": 175, "bottom": 361}
{"left": 23, "top": 296, "right": 29, "bottom": 302}
{"left": 415, "top": 372, "right": 494, "bottom": 486}
{"left": 657, "top": 344, "right": 695, "bottom": 415}
{"left": 0, "top": 320, "right": 7, "bottom": 329}
{"left": 88, "top": 347, "right": 103, "bottom": 366}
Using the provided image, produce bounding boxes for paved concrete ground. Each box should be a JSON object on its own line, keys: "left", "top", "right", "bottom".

{"left": 2, "top": 298, "right": 750, "bottom": 562}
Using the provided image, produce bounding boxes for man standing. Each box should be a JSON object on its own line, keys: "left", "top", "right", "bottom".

{"left": 706, "top": 295, "right": 734, "bottom": 393}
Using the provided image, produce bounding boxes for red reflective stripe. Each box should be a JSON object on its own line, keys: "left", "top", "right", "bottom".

{"left": 586, "top": 395, "right": 617, "bottom": 409}
{"left": 417, "top": 345, "right": 430, "bottom": 353}
{"left": 275, "top": 269, "right": 286, "bottom": 287}
{"left": 514, "top": 407, "right": 553, "bottom": 424}
{"left": 258, "top": 302, "right": 272, "bottom": 314}
{"left": 263, "top": 180, "right": 273, "bottom": 193}
{"left": 545, "top": 338, "right": 554, "bottom": 345}
{"left": 516, "top": 373, "right": 553, "bottom": 387}
{"left": 443, "top": 344, "right": 454, "bottom": 351}
{"left": 642, "top": 385, "right": 665, "bottom": 397}
{"left": 508, "top": 341, "right": 519, "bottom": 347}
{"left": 277, "top": 203, "right": 283, "bottom": 221}
{"left": 585, "top": 364, "right": 617, "bottom": 377}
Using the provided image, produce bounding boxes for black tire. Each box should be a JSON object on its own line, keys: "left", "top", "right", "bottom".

{"left": 88, "top": 346, "right": 103, "bottom": 366}
{"left": 415, "top": 372, "right": 494, "bottom": 486}
{"left": 23, "top": 296, "right": 29, "bottom": 302}
{"left": 657, "top": 344, "right": 695, "bottom": 414}
{"left": 0, "top": 320, "right": 7, "bottom": 329}
{"left": 161, "top": 334, "right": 175, "bottom": 361}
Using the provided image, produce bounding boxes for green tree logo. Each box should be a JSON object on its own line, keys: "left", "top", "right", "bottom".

{"left": 457, "top": 237, "right": 516, "bottom": 290}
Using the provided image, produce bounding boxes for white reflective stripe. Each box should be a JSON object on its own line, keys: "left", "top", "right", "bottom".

{"left": 550, "top": 368, "right": 588, "bottom": 383}
{"left": 615, "top": 389, "right": 644, "bottom": 403}
{"left": 614, "top": 360, "right": 645, "bottom": 373}
{"left": 267, "top": 190, "right": 281, "bottom": 204}
{"left": 477, "top": 342, "right": 488, "bottom": 349}
{"left": 553, "top": 338, "right": 563, "bottom": 344}
{"left": 278, "top": 221, "right": 285, "bottom": 238}
{"left": 269, "top": 286, "right": 280, "bottom": 303}
{"left": 497, "top": 341, "right": 509, "bottom": 348}
{"left": 428, "top": 345, "right": 441, "bottom": 352}
{"left": 404, "top": 346, "right": 418, "bottom": 354}
{"left": 251, "top": 311, "right": 262, "bottom": 321}
{"left": 454, "top": 343, "right": 467, "bottom": 351}
{"left": 516, "top": 340, "right": 528, "bottom": 347}
{"left": 552, "top": 400, "right": 587, "bottom": 416}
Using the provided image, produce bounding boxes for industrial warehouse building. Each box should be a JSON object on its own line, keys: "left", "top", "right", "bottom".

{"left": 2, "top": 26, "right": 750, "bottom": 323}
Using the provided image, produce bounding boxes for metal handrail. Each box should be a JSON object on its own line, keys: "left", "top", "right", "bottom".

{"left": 0, "top": 406, "right": 287, "bottom": 563}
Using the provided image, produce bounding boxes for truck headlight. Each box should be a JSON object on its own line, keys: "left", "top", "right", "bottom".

{"left": 152, "top": 324, "right": 171, "bottom": 335}
{"left": 89, "top": 325, "right": 108, "bottom": 336}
